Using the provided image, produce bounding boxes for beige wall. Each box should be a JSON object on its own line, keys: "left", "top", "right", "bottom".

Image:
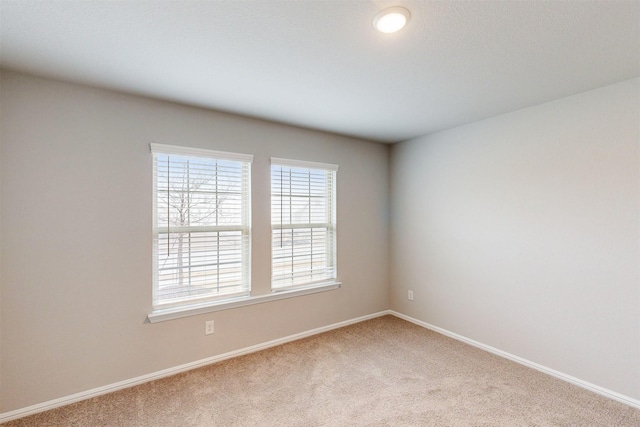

{"left": 0, "top": 72, "right": 390, "bottom": 412}
{"left": 390, "top": 79, "right": 640, "bottom": 400}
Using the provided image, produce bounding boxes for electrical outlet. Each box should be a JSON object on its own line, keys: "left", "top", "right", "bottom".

{"left": 408, "top": 290, "right": 414, "bottom": 301}
{"left": 205, "top": 320, "right": 215, "bottom": 335}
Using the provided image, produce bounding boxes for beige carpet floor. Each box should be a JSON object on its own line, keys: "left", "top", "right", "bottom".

{"left": 4, "top": 315, "right": 640, "bottom": 426}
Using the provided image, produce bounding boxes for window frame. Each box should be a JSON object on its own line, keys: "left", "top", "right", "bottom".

{"left": 270, "top": 157, "right": 339, "bottom": 291}
{"left": 150, "top": 143, "right": 252, "bottom": 314}
{"left": 147, "top": 149, "right": 341, "bottom": 323}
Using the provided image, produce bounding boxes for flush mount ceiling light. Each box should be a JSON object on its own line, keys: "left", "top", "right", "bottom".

{"left": 373, "top": 6, "right": 411, "bottom": 33}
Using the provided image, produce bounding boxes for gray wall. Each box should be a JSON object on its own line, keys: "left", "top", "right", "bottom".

{"left": 0, "top": 72, "right": 390, "bottom": 412}
{"left": 2, "top": 70, "right": 639, "bottom": 414}
{"left": 0, "top": 71, "right": 3, "bottom": 405}
{"left": 390, "top": 78, "right": 640, "bottom": 400}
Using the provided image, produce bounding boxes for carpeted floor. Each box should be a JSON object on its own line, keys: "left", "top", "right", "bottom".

{"left": 4, "top": 315, "right": 640, "bottom": 426}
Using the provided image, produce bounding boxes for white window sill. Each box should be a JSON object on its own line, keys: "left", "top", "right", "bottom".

{"left": 147, "top": 281, "right": 341, "bottom": 323}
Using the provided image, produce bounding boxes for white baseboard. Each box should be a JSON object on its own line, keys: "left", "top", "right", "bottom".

{"left": 0, "top": 310, "right": 392, "bottom": 423}
{"left": 389, "top": 310, "right": 640, "bottom": 410}
{"left": 4, "top": 309, "right": 637, "bottom": 422}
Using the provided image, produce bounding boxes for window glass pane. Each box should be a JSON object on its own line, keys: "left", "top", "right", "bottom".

{"left": 153, "top": 146, "right": 251, "bottom": 309}
{"left": 271, "top": 161, "right": 336, "bottom": 290}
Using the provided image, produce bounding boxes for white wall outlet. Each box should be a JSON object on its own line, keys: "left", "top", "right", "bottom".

{"left": 205, "top": 320, "right": 215, "bottom": 335}
{"left": 408, "top": 290, "right": 414, "bottom": 301}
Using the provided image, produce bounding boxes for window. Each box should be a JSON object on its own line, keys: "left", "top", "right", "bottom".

{"left": 151, "top": 144, "right": 252, "bottom": 311}
{"left": 271, "top": 158, "right": 338, "bottom": 290}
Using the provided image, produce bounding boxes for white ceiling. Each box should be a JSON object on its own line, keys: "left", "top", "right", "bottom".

{"left": 1, "top": 1, "right": 638, "bottom": 143}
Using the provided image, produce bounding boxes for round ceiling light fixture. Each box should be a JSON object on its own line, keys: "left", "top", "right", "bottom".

{"left": 373, "top": 6, "right": 411, "bottom": 33}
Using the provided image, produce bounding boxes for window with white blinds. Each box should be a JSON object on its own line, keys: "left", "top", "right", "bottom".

{"left": 271, "top": 158, "right": 338, "bottom": 290}
{"left": 151, "top": 144, "right": 252, "bottom": 310}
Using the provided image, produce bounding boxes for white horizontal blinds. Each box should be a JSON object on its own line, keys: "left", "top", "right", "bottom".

{"left": 271, "top": 158, "right": 337, "bottom": 290}
{"left": 152, "top": 144, "right": 251, "bottom": 309}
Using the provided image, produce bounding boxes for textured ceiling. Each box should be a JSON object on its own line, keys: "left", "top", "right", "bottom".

{"left": 1, "top": 0, "right": 638, "bottom": 143}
